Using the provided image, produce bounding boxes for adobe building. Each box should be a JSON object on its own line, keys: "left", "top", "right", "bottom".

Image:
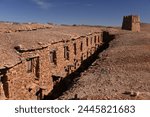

{"left": 122, "top": 15, "right": 140, "bottom": 32}
{"left": 0, "top": 23, "right": 113, "bottom": 100}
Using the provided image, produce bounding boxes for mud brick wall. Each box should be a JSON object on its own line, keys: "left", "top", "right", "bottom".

{"left": 50, "top": 32, "right": 103, "bottom": 79}
{"left": 0, "top": 31, "right": 103, "bottom": 100}
{"left": 122, "top": 15, "right": 140, "bottom": 32}
{"left": 5, "top": 47, "right": 53, "bottom": 100}
{"left": 7, "top": 61, "right": 40, "bottom": 100}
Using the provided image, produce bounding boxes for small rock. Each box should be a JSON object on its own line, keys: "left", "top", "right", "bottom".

{"left": 130, "top": 91, "right": 139, "bottom": 97}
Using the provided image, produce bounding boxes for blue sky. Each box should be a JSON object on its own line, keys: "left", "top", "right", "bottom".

{"left": 0, "top": 0, "right": 149, "bottom": 26}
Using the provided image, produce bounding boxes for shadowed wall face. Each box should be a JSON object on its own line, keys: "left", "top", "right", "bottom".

{"left": 122, "top": 15, "right": 140, "bottom": 32}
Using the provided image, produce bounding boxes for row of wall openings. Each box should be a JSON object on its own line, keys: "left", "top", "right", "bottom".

{"left": 98, "top": 35, "right": 100, "bottom": 43}
{"left": 73, "top": 43, "right": 77, "bottom": 55}
{"left": 64, "top": 45, "right": 69, "bottom": 60}
{"left": 27, "top": 57, "right": 40, "bottom": 79}
{"left": 94, "top": 36, "right": 96, "bottom": 43}
{"left": 86, "top": 35, "right": 100, "bottom": 47}
{"left": 86, "top": 37, "right": 89, "bottom": 46}
{"left": 93, "top": 35, "right": 101, "bottom": 45}
{"left": 49, "top": 35, "right": 101, "bottom": 64}
{"left": 80, "top": 42, "right": 83, "bottom": 51}
{"left": 50, "top": 50, "right": 57, "bottom": 65}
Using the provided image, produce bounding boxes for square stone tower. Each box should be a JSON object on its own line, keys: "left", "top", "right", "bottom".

{"left": 122, "top": 15, "right": 140, "bottom": 32}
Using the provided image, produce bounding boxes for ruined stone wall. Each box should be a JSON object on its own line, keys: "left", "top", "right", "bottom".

{"left": 3, "top": 47, "right": 54, "bottom": 100}
{"left": 50, "top": 32, "right": 102, "bottom": 79}
{"left": 7, "top": 62, "right": 39, "bottom": 100}
{"left": 0, "top": 32, "right": 103, "bottom": 100}
{"left": 122, "top": 15, "right": 140, "bottom": 32}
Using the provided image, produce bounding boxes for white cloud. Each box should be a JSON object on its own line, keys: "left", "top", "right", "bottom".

{"left": 32, "top": 0, "right": 52, "bottom": 9}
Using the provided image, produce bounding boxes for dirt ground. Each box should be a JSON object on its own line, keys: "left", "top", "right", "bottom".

{"left": 58, "top": 24, "right": 150, "bottom": 100}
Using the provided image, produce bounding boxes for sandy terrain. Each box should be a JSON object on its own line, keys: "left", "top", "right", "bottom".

{"left": 58, "top": 24, "right": 150, "bottom": 100}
